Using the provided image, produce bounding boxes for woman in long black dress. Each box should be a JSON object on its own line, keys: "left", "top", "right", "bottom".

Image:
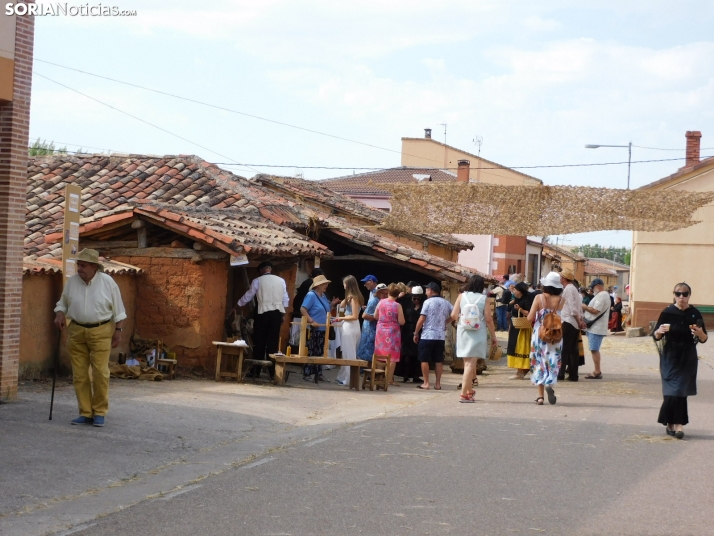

{"left": 652, "top": 282, "right": 708, "bottom": 439}
{"left": 397, "top": 285, "right": 425, "bottom": 383}
{"left": 506, "top": 282, "right": 534, "bottom": 379}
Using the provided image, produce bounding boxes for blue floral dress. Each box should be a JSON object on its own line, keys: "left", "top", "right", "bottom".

{"left": 530, "top": 308, "right": 563, "bottom": 386}
{"left": 357, "top": 293, "right": 379, "bottom": 360}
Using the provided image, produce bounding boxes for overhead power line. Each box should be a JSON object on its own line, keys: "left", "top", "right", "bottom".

{"left": 212, "top": 155, "right": 712, "bottom": 171}
{"left": 27, "top": 55, "right": 426, "bottom": 161}
{"left": 34, "top": 72, "right": 261, "bottom": 175}
{"left": 633, "top": 144, "right": 714, "bottom": 151}
{"left": 28, "top": 134, "right": 712, "bottom": 171}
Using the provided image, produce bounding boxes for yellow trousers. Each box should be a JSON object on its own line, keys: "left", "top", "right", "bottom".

{"left": 67, "top": 321, "right": 113, "bottom": 417}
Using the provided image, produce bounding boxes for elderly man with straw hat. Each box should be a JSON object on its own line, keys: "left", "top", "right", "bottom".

{"left": 558, "top": 268, "right": 585, "bottom": 382}
{"left": 54, "top": 249, "right": 126, "bottom": 427}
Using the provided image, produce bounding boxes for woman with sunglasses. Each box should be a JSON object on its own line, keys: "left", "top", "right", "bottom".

{"left": 652, "top": 283, "right": 708, "bottom": 439}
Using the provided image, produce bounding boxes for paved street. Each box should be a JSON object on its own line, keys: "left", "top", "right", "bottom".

{"left": 3, "top": 335, "right": 714, "bottom": 535}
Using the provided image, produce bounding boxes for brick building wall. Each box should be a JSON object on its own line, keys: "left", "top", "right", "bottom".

{"left": 491, "top": 235, "right": 526, "bottom": 277}
{"left": 114, "top": 256, "right": 229, "bottom": 372}
{"left": 0, "top": 9, "right": 34, "bottom": 401}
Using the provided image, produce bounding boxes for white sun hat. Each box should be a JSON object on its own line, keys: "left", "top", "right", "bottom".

{"left": 540, "top": 271, "right": 564, "bottom": 289}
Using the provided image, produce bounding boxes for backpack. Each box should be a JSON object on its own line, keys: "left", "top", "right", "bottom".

{"left": 459, "top": 293, "right": 483, "bottom": 331}
{"left": 538, "top": 296, "right": 564, "bottom": 344}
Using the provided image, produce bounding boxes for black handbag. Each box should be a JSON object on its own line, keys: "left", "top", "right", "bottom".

{"left": 585, "top": 310, "right": 607, "bottom": 329}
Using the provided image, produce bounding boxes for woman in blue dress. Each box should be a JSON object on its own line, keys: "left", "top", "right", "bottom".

{"left": 450, "top": 275, "right": 497, "bottom": 403}
{"left": 357, "top": 284, "right": 387, "bottom": 361}
{"left": 527, "top": 272, "right": 564, "bottom": 406}
{"left": 300, "top": 275, "right": 336, "bottom": 381}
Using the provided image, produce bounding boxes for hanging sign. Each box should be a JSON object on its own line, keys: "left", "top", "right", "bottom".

{"left": 62, "top": 185, "right": 82, "bottom": 281}
{"left": 230, "top": 253, "right": 249, "bottom": 266}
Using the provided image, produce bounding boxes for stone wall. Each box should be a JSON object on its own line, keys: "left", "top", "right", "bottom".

{"left": 114, "top": 256, "right": 228, "bottom": 371}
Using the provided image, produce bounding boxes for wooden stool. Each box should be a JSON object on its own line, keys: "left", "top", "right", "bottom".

{"left": 362, "top": 354, "right": 391, "bottom": 391}
{"left": 213, "top": 342, "right": 246, "bottom": 382}
{"left": 156, "top": 358, "right": 177, "bottom": 380}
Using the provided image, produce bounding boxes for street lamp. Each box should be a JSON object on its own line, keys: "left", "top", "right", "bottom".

{"left": 585, "top": 142, "right": 632, "bottom": 189}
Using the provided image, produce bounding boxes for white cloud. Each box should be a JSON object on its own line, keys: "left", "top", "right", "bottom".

{"left": 522, "top": 15, "right": 561, "bottom": 32}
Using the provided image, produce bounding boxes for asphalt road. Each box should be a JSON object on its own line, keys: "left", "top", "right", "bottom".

{"left": 73, "top": 368, "right": 714, "bottom": 536}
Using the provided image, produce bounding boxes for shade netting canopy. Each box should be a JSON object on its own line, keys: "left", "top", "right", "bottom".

{"left": 380, "top": 183, "right": 714, "bottom": 236}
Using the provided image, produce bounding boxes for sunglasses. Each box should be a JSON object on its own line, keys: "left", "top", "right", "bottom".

{"left": 674, "top": 291, "right": 690, "bottom": 298}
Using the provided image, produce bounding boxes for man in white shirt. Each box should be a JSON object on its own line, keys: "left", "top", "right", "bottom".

{"left": 582, "top": 278, "right": 610, "bottom": 379}
{"left": 558, "top": 269, "right": 585, "bottom": 382}
{"left": 54, "top": 249, "right": 126, "bottom": 427}
{"left": 238, "top": 261, "right": 290, "bottom": 377}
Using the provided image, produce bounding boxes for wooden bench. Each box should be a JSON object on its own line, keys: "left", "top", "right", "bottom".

{"left": 270, "top": 355, "right": 368, "bottom": 390}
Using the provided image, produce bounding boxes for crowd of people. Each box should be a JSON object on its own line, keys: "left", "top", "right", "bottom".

{"left": 240, "top": 265, "right": 707, "bottom": 439}
{"left": 47, "top": 246, "right": 707, "bottom": 440}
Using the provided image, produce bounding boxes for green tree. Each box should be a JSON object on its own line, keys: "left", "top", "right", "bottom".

{"left": 573, "top": 243, "right": 631, "bottom": 265}
{"left": 28, "top": 139, "right": 68, "bottom": 156}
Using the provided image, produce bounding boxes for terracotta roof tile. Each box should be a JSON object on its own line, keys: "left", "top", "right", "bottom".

{"left": 23, "top": 255, "right": 143, "bottom": 276}
{"left": 252, "top": 174, "right": 472, "bottom": 251}
{"left": 25, "top": 154, "right": 478, "bottom": 281}
{"left": 319, "top": 167, "right": 459, "bottom": 196}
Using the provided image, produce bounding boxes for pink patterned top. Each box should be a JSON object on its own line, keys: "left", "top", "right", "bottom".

{"left": 374, "top": 299, "right": 402, "bottom": 361}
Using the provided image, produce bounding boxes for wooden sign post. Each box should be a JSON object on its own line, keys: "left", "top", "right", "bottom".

{"left": 62, "top": 184, "right": 82, "bottom": 281}
{"left": 50, "top": 185, "right": 82, "bottom": 421}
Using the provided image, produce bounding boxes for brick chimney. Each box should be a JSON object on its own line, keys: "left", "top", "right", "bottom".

{"left": 424, "top": 128, "right": 432, "bottom": 139}
{"left": 685, "top": 130, "right": 702, "bottom": 167}
{"left": 457, "top": 160, "right": 470, "bottom": 182}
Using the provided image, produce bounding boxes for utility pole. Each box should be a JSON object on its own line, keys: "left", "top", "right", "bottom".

{"left": 438, "top": 123, "right": 447, "bottom": 169}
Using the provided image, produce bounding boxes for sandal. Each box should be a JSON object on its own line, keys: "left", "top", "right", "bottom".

{"left": 546, "top": 386, "right": 556, "bottom": 405}
{"left": 535, "top": 397, "right": 544, "bottom": 405}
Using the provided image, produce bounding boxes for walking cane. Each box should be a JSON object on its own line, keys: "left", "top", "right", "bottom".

{"left": 49, "top": 327, "right": 62, "bottom": 420}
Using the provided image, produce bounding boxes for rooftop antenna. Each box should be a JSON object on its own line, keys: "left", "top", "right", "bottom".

{"left": 473, "top": 136, "right": 483, "bottom": 182}
{"left": 438, "top": 123, "right": 447, "bottom": 168}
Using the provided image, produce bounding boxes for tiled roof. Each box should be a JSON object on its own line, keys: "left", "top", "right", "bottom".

{"left": 321, "top": 215, "right": 494, "bottom": 284}
{"left": 252, "top": 174, "right": 472, "bottom": 250}
{"left": 638, "top": 155, "right": 714, "bottom": 191}
{"left": 542, "top": 243, "right": 586, "bottom": 261}
{"left": 43, "top": 203, "right": 329, "bottom": 259}
{"left": 23, "top": 255, "right": 143, "bottom": 276}
{"left": 584, "top": 260, "right": 618, "bottom": 276}
{"left": 318, "top": 167, "right": 458, "bottom": 196}
{"left": 586, "top": 257, "right": 630, "bottom": 271}
{"left": 24, "top": 154, "right": 475, "bottom": 282}
{"left": 25, "top": 154, "right": 328, "bottom": 258}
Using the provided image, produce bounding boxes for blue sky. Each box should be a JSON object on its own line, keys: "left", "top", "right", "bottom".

{"left": 23, "top": 0, "right": 714, "bottom": 247}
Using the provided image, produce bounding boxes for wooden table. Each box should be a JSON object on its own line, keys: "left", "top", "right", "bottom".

{"left": 213, "top": 342, "right": 246, "bottom": 382}
{"left": 270, "top": 355, "right": 368, "bottom": 390}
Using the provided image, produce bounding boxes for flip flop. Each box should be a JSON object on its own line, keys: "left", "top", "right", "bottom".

{"left": 584, "top": 373, "right": 603, "bottom": 379}
{"left": 434, "top": 386, "right": 442, "bottom": 390}
{"left": 546, "top": 386, "right": 557, "bottom": 405}
{"left": 417, "top": 385, "right": 430, "bottom": 390}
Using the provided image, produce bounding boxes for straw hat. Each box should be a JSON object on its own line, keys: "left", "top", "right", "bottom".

{"left": 540, "top": 271, "right": 564, "bottom": 289}
{"left": 310, "top": 274, "right": 331, "bottom": 289}
{"left": 75, "top": 248, "right": 104, "bottom": 271}
{"left": 560, "top": 268, "right": 575, "bottom": 281}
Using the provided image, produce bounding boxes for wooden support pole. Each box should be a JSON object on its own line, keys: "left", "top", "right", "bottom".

{"left": 323, "top": 313, "right": 331, "bottom": 357}
{"left": 298, "top": 316, "right": 308, "bottom": 357}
